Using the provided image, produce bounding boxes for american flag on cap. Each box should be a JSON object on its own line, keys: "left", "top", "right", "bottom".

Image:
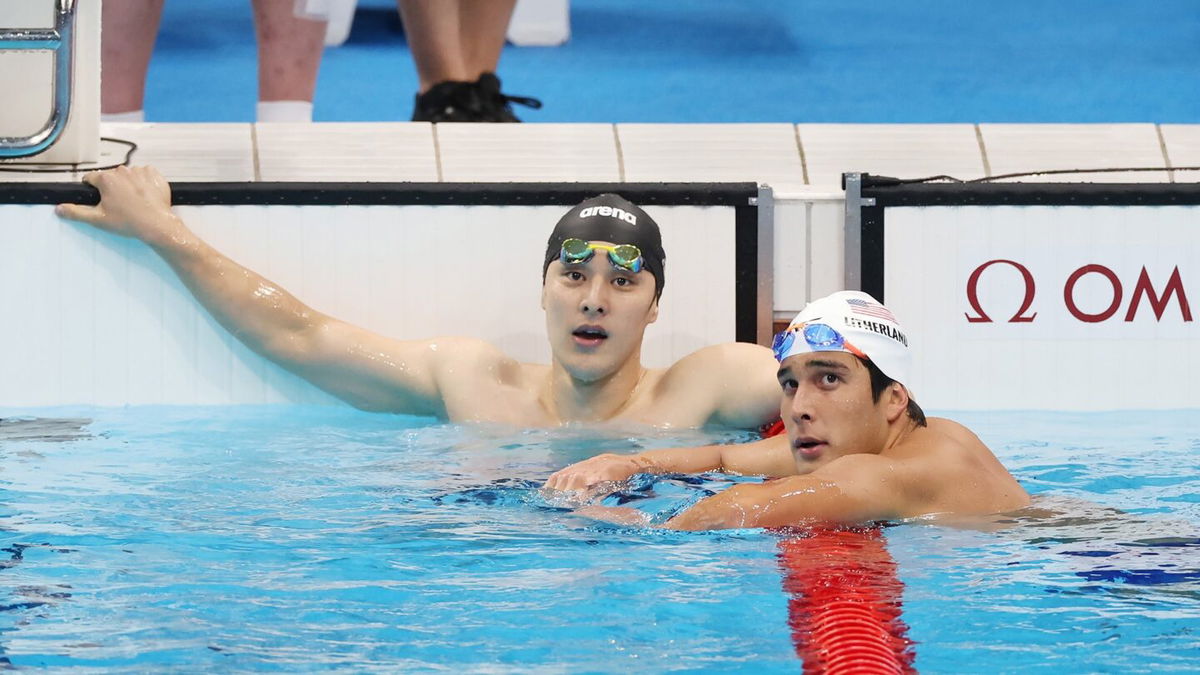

{"left": 846, "top": 297, "right": 897, "bottom": 322}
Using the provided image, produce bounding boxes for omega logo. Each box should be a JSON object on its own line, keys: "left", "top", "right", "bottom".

{"left": 965, "top": 259, "right": 1194, "bottom": 324}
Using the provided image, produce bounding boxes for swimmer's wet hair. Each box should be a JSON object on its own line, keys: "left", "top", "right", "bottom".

{"left": 863, "top": 358, "right": 927, "bottom": 427}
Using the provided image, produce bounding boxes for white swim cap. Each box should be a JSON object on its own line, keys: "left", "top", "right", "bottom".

{"left": 774, "top": 291, "right": 912, "bottom": 390}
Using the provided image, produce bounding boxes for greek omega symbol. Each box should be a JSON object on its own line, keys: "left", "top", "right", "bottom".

{"left": 965, "top": 260, "right": 1037, "bottom": 323}
{"left": 965, "top": 260, "right": 1193, "bottom": 324}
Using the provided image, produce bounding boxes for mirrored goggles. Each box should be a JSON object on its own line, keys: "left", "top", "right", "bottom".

{"left": 559, "top": 238, "right": 644, "bottom": 273}
{"left": 772, "top": 322, "right": 868, "bottom": 362}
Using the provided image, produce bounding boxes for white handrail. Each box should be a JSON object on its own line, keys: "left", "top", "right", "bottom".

{"left": 0, "top": 0, "right": 76, "bottom": 158}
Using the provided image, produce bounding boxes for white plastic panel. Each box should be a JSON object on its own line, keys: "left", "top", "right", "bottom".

{"left": 255, "top": 123, "right": 438, "bottom": 182}
{"left": 438, "top": 124, "right": 620, "bottom": 182}
{"left": 1160, "top": 125, "right": 1200, "bottom": 183}
{"left": 807, "top": 200, "right": 846, "bottom": 302}
{"left": 618, "top": 124, "right": 805, "bottom": 193}
{"left": 0, "top": 202, "right": 737, "bottom": 407}
{"left": 93, "top": 123, "right": 255, "bottom": 181}
{"left": 507, "top": 0, "right": 571, "bottom": 46}
{"left": 798, "top": 124, "right": 986, "bottom": 188}
{"left": 772, "top": 200, "right": 810, "bottom": 316}
{"left": 979, "top": 124, "right": 1168, "bottom": 183}
{"left": 772, "top": 198, "right": 847, "bottom": 321}
{"left": 884, "top": 205, "right": 1200, "bottom": 411}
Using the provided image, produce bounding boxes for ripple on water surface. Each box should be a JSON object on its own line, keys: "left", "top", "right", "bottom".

{"left": 0, "top": 406, "right": 1197, "bottom": 672}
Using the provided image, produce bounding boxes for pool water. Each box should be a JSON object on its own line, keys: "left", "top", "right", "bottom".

{"left": 1, "top": 406, "right": 1197, "bottom": 672}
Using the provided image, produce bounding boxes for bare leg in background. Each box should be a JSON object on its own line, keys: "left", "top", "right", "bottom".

{"left": 101, "top": 0, "right": 166, "bottom": 116}
{"left": 396, "top": 0, "right": 517, "bottom": 93}
{"left": 252, "top": 0, "right": 327, "bottom": 104}
{"left": 458, "top": 0, "right": 517, "bottom": 80}
{"left": 396, "top": 0, "right": 469, "bottom": 93}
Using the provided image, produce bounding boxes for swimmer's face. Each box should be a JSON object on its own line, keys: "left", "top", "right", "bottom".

{"left": 776, "top": 351, "right": 906, "bottom": 472}
{"left": 541, "top": 242, "right": 659, "bottom": 381}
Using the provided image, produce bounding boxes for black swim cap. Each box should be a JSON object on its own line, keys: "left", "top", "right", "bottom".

{"left": 542, "top": 194, "right": 666, "bottom": 300}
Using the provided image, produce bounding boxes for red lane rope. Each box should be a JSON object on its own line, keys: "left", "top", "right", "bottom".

{"left": 776, "top": 526, "right": 915, "bottom": 673}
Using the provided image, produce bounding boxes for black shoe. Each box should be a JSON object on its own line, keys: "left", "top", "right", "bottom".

{"left": 411, "top": 80, "right": 488, "bottom": 122}
{"left": 475, "top": 72, "right": 542, "bottom": 122}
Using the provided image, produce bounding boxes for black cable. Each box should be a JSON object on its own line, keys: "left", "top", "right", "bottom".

{"left": 0, "top": 136, "right": 139, "bottom": 173}
{"left": 971, "top": 166, "right": 1200, "bottom": 183}
{"left": 889, "top": 166, "right": 1200, "bottom": 185}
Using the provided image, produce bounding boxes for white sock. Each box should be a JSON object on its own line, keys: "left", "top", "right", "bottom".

{"left": 257, "top": 100, "right": 314, "bottom": 123}
{"left": 101, "top": 110, "right": 145, "bottom": 123}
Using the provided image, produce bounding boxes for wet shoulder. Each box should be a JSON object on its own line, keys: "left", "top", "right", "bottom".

{"left": 613, "top": 366, "right": 725, "bottom": 427}
{"left": 658, "top": 342, "right": 775, "bottom": 380}
{"left": 896, "top": 418, "right": 989, "bottom": 465}
{"left": 906, "top": 417, "right": 1031, "bottom": 512}
{"left": 431, "top": 337, "right": 517, "bottom": 375}
{"left": 926, "top": 417, "right": 986, "bottom": 450}
{"left": 641, "top": 343, "right": 777, "bottom": 427}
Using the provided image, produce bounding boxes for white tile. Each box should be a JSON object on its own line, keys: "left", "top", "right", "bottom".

{"left": 255, "top": 122, "right": 438, "bottom": 182}
{"left": 798, "top": 124, "right": 985, "bottom": 188}
{"left": 437, "top": 123, "right": 619, "bottom": 182}
{"left": 617, "top": 123, "right": 804, "bottom": 192}
{"left": 1159, "top": 125, "right": 1200, "bottom": 183}
{"left": 979, "top": 124, "right": 1168, "bottom": 183}
{"left": 0, "top": 133, "right": 168, "bottom": 183}
{"left": 0, "top": 164, "right": 80, "bottom": 182}
{"left": 0, "top": 129, "right": 158, "bottom": 182}
{"left": 97, "top": 122, "right": 255, "bottom": 181}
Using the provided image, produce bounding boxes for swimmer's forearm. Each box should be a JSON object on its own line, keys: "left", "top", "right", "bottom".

{"left": 149, "top": 216, "right": 322, "bottom": 354}
{"left": 665, "top": 476, "right": 885, "bottom": 531}
{"left": 637, "top": 438, "right": 786, "bottom": 477}
{"left": 636, "top": 445, "right": 728, "bottom": 475}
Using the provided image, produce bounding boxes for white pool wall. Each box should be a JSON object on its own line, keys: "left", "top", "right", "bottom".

{"left": 0, "top": 202, "right": 737, "bottom": 407}
{"left": 3, "top": 121, "right": 1198, "bottom": 411}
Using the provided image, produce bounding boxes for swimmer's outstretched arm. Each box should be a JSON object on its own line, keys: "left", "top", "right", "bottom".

{"left": 56, "top": 166, "right": 462, "bottom": 417}
{"left": 544, "top": 434, "right": 795, "bottom": 492}
{"left": 664, "top": 454, "right": 906, "bottom": 530}
{"left": 570, "top": 470, "right": 878, "bottom": 531}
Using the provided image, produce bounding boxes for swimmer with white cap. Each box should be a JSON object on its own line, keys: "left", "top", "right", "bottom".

{"left": 546, "top": 291, "right": 1031, "bottom": 529}
{"left": 57, "top": 167, "right": 780, "bottom": 428}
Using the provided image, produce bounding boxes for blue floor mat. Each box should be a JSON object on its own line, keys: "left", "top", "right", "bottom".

{"left": 140, "top": 0, "right": 1200, "bottom": 123}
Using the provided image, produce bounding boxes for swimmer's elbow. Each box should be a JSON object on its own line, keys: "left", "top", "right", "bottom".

{"left": 259, "top": 315, "right": 335, "bottom": 364}
{"left": 664, "top": 508, "right": 734, "bottom": 531}
{"left": 665, "top": 486, "right": 760, "bottom": 531}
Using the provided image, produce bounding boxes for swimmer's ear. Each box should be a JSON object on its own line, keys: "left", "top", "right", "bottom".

{"left": 883, "top": 382, "right": 908, "bottom": 423}
{"left": 645, "top": 297, "right": 659, "bottom": 324}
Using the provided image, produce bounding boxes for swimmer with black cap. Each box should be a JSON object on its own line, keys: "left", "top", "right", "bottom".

{"left": 546, "top": 291, "right": 1030, "bottom": 529}
{"left": 58, "top": 166, "right": 781, "bottom": 428}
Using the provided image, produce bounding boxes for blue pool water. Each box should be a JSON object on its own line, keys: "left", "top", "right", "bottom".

{"left": 1, "top": 406, "right": 1197, "bottom": 672}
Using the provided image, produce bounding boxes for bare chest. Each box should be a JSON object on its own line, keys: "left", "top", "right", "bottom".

{"left": 441, "top": 380, "right": 554, "bottom": 426}
{"left": 439, "top": 369, "right": 716, "bottom": 428}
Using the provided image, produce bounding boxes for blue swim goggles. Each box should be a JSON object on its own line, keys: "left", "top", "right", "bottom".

{"left": 772, "top": 322, "right": 867, "bottom": 362}
{"left": 559, "top": 238, "right": 644, "bottom": 273}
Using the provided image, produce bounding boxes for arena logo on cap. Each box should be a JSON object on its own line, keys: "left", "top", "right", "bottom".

{"left": 579, "top": 206, "right": 637, "bottom": 226}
